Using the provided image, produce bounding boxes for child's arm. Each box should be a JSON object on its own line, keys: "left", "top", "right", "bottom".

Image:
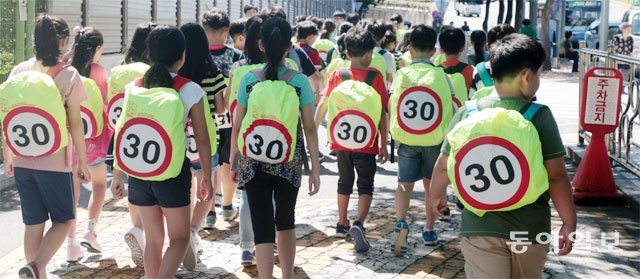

{"left": 314, "top": 96, "right": 328, "bottom": 129}
{"left": 427, "top": 154, "right": 450, "bottom": 217}
{"left": 2, "top": 141, "right": 13, "bottom": 177}
{"left": 301, "top": 104, "right": 321, "bottom": 196}
{"left": 544, "top": 157, "right": 577, "bottom": 256}
{"left": 223, "top": 76, "right": 233, "bottom": 112}
{"left": 378, "top": 109, "right": 389, "bottom": 164}
{"left": 110, "top": 169, "right": 126, "bottom": 199}
{"left": 67, "top": 104, "right": 91, "bottom": 183}
{"left": 189, "top": 100, "right": 213, "bottom": 202}
{"left": 229, "top": 102, "right": 246, "bottom": 179}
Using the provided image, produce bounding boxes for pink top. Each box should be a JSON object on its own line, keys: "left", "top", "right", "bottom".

{"left": 72, "top": 63, "right": 112, "bottom": 166}
{"left": 9, "top": 59, "right": 88, "bottom": 172}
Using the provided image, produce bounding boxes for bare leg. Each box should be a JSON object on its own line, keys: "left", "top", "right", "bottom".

{"left": 67, "top": 175, "right": 81, "bottom": 240}
{"left": 192, "top": 171, "right": 216, "bottom": 228}
{"left": 395, "top": 183, "right": 415, "bottom": 221}
{"left": 87, "top": 165, "right": 107, "bottom": 223}
{"left": 33, "top": 221, "right": 72, "bottom": 278}
{"left": 220, "top": 164, "right": 236, "bottom": 207}
{"left": 255, "top": 243, "right": 275, "bottom": 279}
{"left": 24, "top": 223, "right": 45, "bottom": 262}
{"left": 138, "top": 205, "right": 164, "bottom": 279}
{"left": 277, "top": 229, "right": 297, "bottom": 279}
{"left": 423, "top": 178, "right": 437, "bottom": 230}
{"left": 356, "top": 194, "right": 372, "bottom": 223}
{"left": 129, "top": 204, "right": 143, "bottom": 229}
{"left": 337, "top": 194, "right": 350, "bottom": 226}
{"left": 159, "top": 206, "right": 191, "bottom": 278}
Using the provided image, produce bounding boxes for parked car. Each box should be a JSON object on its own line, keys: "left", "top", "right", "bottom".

{"left": 455, "top": 0, "right": 482, "bottom": 17}
{"left": 584, "top": 20, "right": 621, "bottom": 49}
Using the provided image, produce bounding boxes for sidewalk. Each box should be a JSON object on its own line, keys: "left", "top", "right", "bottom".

{"left": 0, "top": 160, "right": 638, "bottom": 278}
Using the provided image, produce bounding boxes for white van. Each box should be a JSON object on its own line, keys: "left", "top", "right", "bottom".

{"left": 455, "top": 0, "right": 483, "bottom": 17}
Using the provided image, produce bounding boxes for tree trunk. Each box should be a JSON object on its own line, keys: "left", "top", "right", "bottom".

{"left": 541, "top": 0, "right": 555, "bottom": 70}
{"left": 515, "top": 0, "right": 525, "bottom": 30}
{"left": 483, "top": 0, "right": 491, "bottom": 31}
{"left": 505, "top": 0, "right": 514, "bottom": 25}
{"left": 497, "top": 0, "right": 505, "bottom": 24}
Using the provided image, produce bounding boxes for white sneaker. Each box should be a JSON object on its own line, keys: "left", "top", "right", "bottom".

{"left": 124, "top": 227, "right": 144, "bottom": 267}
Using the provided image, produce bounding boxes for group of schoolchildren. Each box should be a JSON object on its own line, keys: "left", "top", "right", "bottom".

{"left": 0, "top": 3, "right": 578, "bottom": 279}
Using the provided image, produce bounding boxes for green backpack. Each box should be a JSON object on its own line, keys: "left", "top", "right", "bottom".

{"left": 107, "top": 62, "right": 149, "bottom": 130}
{"left": 186, "top": 95, "right": 218, "bottom": 163}
{"left": 441, "top": 62, "right": 470, "bottom": 108}
{"left": 114, "top": 77, "right": 189, "bottom": 181}
{"left": 80, "top": 77, "right": 105, "bottom": 139}
{"left": 471, "top": 86, "right": 495, "bottom": 100}
{"left": 327, "top": 69, "right": 382, "bottom": 151}
{"left": 313, "top": 39, "right": 336, "bottom": 63}
{"left": 447, "top": 101, "right": 548, "bottom": 217}
{"left": 0, "top": 64, "right": 70, "bottom": 158}
{"left": 237, "top": 69, "right": 301, "bottom": 164}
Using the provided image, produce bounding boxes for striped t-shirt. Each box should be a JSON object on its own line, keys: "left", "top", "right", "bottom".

{"left": 199, "top": 70, "right": 227, "bottom": 116}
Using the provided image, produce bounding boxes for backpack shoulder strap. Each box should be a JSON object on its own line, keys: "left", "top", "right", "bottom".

{"left": 476, "top": 62, "right": 494, "bottom": 86}
{"left": 465, "top": 100, "right": 479, "bottom": 116}
{"left": 238, "top": 59, "right": 249, "bottom": 67}
{"left": 339, "top": 68, "right": 351, "bottom": 82}
{"left": 280, "top": 69, "right": 299, "bottom": 85}
{"left": 443, "top": 72, "right": 456, "bottom": 97}
{"left": 172, "top": 76, "right": 191, "bottom": 92}
{"left": 444, "top": 62, "right": 468, "bottom": 74}
{"left": 378, "top": 49, "right": 387, "bottom": 56}
{"left": 364, "top": 70, "right": 378, "bottom": 86}
{"left": 251, "top": 68, "right": 266, "bottom": 82}
{"left": 520, "top": 103, "right": 544, "bottom": 121}
{"left": 47, "top": 63, "right": 70, "bottom": 78}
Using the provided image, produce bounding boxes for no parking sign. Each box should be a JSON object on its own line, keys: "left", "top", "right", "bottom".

{"left": 573, "top": 67, "right": 626, "bottom": 201}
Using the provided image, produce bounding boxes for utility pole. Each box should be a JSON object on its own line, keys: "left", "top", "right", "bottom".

{"left": 529, "top": 0, "right": 538, "bottom": 30}
{"left": 599, "top": 0, "right": 609, "bottom": 52}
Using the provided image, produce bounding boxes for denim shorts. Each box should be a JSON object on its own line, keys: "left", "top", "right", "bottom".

{"left": 190, "top": 152, "right": 220, "bottom": 173}
{"left": 397, "top": 144, "right": 442, "bottom": 182}
{"left": 14, "top": 167, "right": 75, "bottom": 225}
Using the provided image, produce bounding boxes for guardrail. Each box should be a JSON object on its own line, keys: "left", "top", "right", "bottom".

{"left": 579, "top": 42, "right": 640, "bottom": 176}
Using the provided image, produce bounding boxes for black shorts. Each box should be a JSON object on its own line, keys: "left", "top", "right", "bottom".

{"left": 244, "top": 170, "right": 299, "bottom": 245}
{"left": 217, "top": 128, "right": 232, "bottom": 165}
{"left": 336, "top": 151, "right": 376, "bottom": 196}
{"left": 128, "top": 158, "right": 192, "bottom": 208}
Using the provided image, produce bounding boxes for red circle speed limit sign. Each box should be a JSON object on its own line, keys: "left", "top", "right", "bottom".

{"left": 185, "top": 122, "right": 200, "bottom": 162}
{"left": 80, "top": 107, "right": 98, "bottom": 139}
{"left": 452, "top": 97, "right": 462, "bottom": 111}
{"left": 330, "top": 110, "right": 376, "bottom": 150}
{"left": 454, "top": 136, "right": 530, "bottom": 210}
{"left": 397, "top": 86, "right": 443, "bottom": 134}
{"left": 2, "top": 107, "right": 63, "bottom": 157}
{"left": 115, "top": 118, "right": 172, "bottom": 177}
{"left": 107, "top": 93, "right": 124, "bottom": 130}
{"left": 242, "top": 119, "right": 293, "bottom": 164}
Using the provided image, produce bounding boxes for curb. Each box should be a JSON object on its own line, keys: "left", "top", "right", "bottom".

{"left": 565, "top": 144, "right": 640, "bottom": 209}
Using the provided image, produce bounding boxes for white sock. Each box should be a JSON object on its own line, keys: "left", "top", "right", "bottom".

{"left": 68, "top": 237, "right": 78, "bottom": 247}
{"left": 87, "top": 219, "right": 97, "bottom": 233}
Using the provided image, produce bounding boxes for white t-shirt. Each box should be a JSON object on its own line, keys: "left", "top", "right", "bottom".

{"left": 375, "top": 47, "right": 396, "bottom": 77}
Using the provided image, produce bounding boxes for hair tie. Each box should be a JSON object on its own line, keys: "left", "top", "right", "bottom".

{"left": 72, "top": 26, "right": 82, "bottom": 37}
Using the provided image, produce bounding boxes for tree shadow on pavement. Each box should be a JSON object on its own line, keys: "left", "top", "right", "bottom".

{"left": 0, "top": 186, "right": 20, "bottom": 212}
{"left": 53, "top": 258, "right": 144, "bottom": 278}
{"left": 295, "top": 223, "right": 337, "bottom": 248}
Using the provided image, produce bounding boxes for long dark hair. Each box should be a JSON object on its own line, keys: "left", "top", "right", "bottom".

{"left": 143, "top": 26, "right": 185, "bottom": 88}
{"left": 124, "top": 22, "right": 157, "bottom": 65}
{"left": 470, "top": 30, "right": 487, "bottom": 65}
{"left": 321, "top": 19, "right": 337, "bottom": 40}
{"left": 178, "top": 23, "right": 219, "bottom": 84}
{"left": 260, "top": 17, "right": 292, "bottom": 81}
{"left": 70, "top": 27, "right": 103, "bottom": 77}
{"left": 245, "top": 15, "right": 268, "bottom": 65}
{"left": 34, "top": 14, "right": 69, "bottom": 67}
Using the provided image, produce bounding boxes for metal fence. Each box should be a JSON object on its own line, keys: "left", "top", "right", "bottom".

{"left": 367, "top": 5, "right": 432, "bottom": 27}
{"left": 579, "top": 43, "right": 640, "bottom": 176}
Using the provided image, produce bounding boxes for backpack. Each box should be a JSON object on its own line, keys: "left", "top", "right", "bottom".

{"left": 325, "top": 57, "right": 350, "bottom": 79}
{"left": 441, "top": 62, "right": 470, "bottom": 108}
{"left": 186, "top": 94, "right": 218, "bottom": 163}
{"left": 313, "top": 39, "right": 336, "bottom": 63}
{"left": 371, "top": 51, "right": 388, "bottom": 81}
{"left": 229, "top": 60, "right": 264, "bottom": 122}
{"left": 114, "top": 76, "right": 189, "bottom": 181}
{"left": 107, "top": 62, "right": 149, "bottom": 130}
{"left": 476, "top": 61, "right": 494, "bottom": 87}
{"left": 80, "top": 77, "right": 105, "bottom": 139}
{"left": 470, "top": 86, "right": 495, "bottom": 100}
{"left": 0, "top": 64, "right": 70, "bottom": 158}
{"left": 237, "top": 69, "right": 301, "bottom": 164}
{"left": 327, "top": 69, "right": 382, "bottom": 151}
{"left": 390, "top": 63, "right": 455, "bottom": 146}
{"left": 446, "top": 101, "right": 548, "bottom": 217}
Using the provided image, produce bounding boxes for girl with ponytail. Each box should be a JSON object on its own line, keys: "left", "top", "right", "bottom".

{"left": 468, "top": 30, "right": 490, "bottom": 65}
{"left": 7, "top": 14, "right": 90, "bottom": 278}
{"left": 66, "top": 26, "right": 111, "bottom": 262}
{"left": 230, "top": 16, "right": 321, "bottom": 279}
{"left": 110, "top": 25, "right": 213, "bottom": 278}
